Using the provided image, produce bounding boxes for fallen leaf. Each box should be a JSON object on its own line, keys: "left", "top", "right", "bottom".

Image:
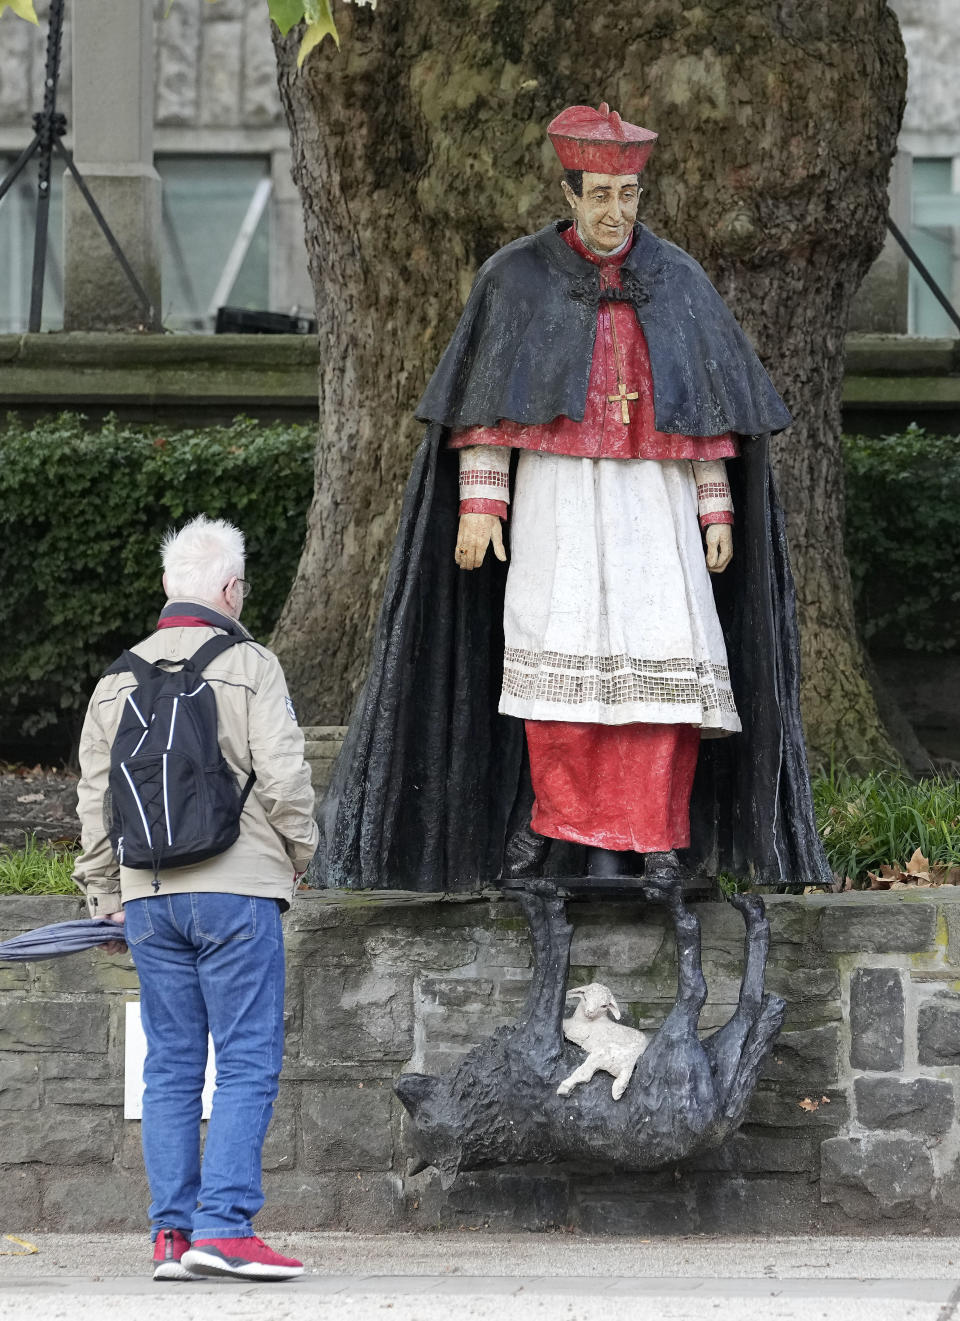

{"left": 799, "top": 1097, "right": 819, "bottom": 1112}
{"left": 867, "top": 872, "right": 893, "bottom": 890}
{"left": 820, "top": 1096, "right": 831, "bottom": 1104}
{"left": 844, "top": 875, "right": 855, "bottom": 891}
{"left": 906, "top": 847, "right": 931, "bottom": 876}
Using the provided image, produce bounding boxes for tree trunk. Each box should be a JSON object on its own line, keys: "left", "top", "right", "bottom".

{"left": 270, "top": 0, "right": 906, "bottom": 768}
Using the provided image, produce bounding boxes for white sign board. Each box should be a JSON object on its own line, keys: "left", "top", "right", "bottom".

{"left": 123, "top": 1000, "right": 217, "bottom": 1120}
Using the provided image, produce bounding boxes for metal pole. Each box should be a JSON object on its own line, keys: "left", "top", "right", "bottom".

{"left": 886, "top": 214, "right": 960, "bottom": 337}
{"left": 28, "top": 0, "right": 67, "bottom": 333}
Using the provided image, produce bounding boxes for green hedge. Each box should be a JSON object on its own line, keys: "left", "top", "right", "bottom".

{"left": 0, "top": 413, "right": 314, "bottom": 751}
{"left": 843, "top": 425, "right": 960, "bottom": 654}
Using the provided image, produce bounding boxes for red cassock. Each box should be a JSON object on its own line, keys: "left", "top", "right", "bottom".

{"left": 450, "top": 225, "right": 737, "bottom": 853}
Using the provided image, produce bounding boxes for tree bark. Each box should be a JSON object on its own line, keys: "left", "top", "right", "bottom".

{"left": 271, "top": 0, "right": 906, "bottom": 768}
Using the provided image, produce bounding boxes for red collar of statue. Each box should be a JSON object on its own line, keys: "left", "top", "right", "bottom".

{"left": 562, "top": 222, "right": 634, "bottom": 278}
{"left": 562, "top": 225, "right": 638, "bottom": 423}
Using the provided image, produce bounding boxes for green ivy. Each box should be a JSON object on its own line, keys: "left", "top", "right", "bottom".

{"left": 843, "top": 425, "right": 960, "bottom": 654}
{"left": 0, "top": 413, "right": 314, "bottom": 749}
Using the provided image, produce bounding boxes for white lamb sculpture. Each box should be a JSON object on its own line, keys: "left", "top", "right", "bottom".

{"left": 557, "top": 982, "right": 649, "bottom": 1102}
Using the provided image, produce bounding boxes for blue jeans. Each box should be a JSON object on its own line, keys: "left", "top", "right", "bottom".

{"left": 124, "top": 892, "right": 285, "bottom": 1240}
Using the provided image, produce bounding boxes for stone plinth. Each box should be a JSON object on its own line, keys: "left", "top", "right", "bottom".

{"left": 3, "top": 888, "right": 960, "bottom": 1234}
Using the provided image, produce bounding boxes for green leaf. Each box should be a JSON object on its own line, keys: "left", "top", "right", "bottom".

{"left": 0, "top": 0, "right": 39, "bottom": 22}
{"left": 298, "top": 0, "right": 339, "bottom": 64}
{"left": 268, "top": 0, "right": 307, "bottom": 36}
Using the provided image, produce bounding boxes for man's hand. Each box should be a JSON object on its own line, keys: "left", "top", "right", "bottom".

{"left": 456, "top": 513, "right": 507, "bottom": 571}
{"left": 102, "top": 909, "right": 126, "bottom": 956}
{"left": 705, "top": 524, "right": 733, "bottom": 574}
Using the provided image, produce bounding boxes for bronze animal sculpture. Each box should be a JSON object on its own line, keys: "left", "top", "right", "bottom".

{"left": 396, "top": 881, "right": 785, "bottom": 1186}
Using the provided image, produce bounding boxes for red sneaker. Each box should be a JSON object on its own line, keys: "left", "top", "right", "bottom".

{"left": 182, "top": 1235, "right": 303, "bottom": 1280}
{"left": 152, "top": 1228, "right": 196, "bottom": 1281}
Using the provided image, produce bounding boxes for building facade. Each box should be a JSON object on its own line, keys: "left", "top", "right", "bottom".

{"left": 0, "top": 0, "right": 313, "bottom": 334}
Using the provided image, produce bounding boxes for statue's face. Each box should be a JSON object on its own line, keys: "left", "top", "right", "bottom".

{"left": 561, "top": 172, "right": 641, "bottom": 253}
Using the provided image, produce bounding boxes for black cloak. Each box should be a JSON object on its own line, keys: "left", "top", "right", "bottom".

{"left": 317, "top": 221, "right": 831, "bottom": 891}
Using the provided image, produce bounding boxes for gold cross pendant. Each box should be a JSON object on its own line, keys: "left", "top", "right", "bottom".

{"left": 608, "top": 382, "right": 639, "bottom": 424}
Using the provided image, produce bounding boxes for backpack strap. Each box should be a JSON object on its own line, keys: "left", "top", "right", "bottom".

{"left": 103, "top": 648, "right": 163, "bottom": 685}
{"left": 183, "top": 633, "right": 258, "bottom": 807}
{"left": 183, "top": 633, "right": 249, "bottom": 677}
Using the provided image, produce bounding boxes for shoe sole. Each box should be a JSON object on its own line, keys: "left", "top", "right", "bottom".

{"left": 153, "top": 1261, "right": 200, "bottom": 1281}
{"left": 181, "top": 1248, "right": 303, "bottom": 1280}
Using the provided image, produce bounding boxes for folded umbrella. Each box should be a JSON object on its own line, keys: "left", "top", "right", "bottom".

{"left": 0, "top": 918, "right": 126, "bottom": 962}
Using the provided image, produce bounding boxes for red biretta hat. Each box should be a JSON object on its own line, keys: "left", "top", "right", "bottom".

{"left": 547, "top": 102, "right": 658, "bottom": 175}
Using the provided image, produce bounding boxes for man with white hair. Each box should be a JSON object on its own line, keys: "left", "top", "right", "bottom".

{"left": 74, "top": 514, "right": 318, "bottom": 1282}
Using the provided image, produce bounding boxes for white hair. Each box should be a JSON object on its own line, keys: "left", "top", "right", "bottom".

{"left": 161, "top": 514, "right": 245, "bottom": 604}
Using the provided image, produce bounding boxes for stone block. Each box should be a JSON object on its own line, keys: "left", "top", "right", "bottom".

{"left": 0, "top": 898, "right": 84, "bottom": 927}
{"left": 686, "top": 1132, "right": 818, "bottom": 1175}
{"left": 764, "top": 965, "right": 840, "bottom": 1004}
{"left": 764, "top": 900, "right": 820, "bottom": 948}
{"left": 918, "top": 993, "right": 960, "bottom": 1066}
{"left": 0, "top": 1105, "right": 117, "bottom": 1165}
{"left": 199, "top": 19, "right": 243, "bottom": 126}
{"left": 301, "top": 1080, "right": 394, "bottom": 1170}
{"left": 572, "top": 1183, "right": 697, "bottom": 1235}
{"left": 0, "top": 1053, "right": 40, "bottom": 1110}
{"left": 937, "top": 1158, "right": 960, "bottom": 1218}
{"left": 340, "top": 1172, "right": 406, "bottom": 1231}
{"left": 362, "top": 930, "right": 479, "bottom": 972}
{"left": 854, "top": 1076, "right": 955, "bottom": 1134}
{"left": 821, "top": 1136, "right": 935, "bottom": 1218}
{"left": 694, "top": 1174, "right": 825, "bottom": 1234}
{"left": 0, "top": 999, "right": 109, "bottom": 1053}
{"left": 262, "top": 1088, "right": 298, "bottom": 1172}
{"left": 819, "top": 901, "right": 937, "bottom": 953}
{"left": 156, "top": 0, "right": 200, "bottom": 125}
{"left": 0, "top": 959, "right": 29, "bottom": 990}
{"left": 413, "top": 1169, "right": 570, "bottom": 1232}
{"left": 849, "top": 968, "right": 904, "bottom": 1071}
{"left": 241, "top": 7, "right": 282, "bottom": 125}
{"left": 760, "top": 1024, "right": 839, "bottom": 1087}
{"left": 0, "top": 1166, "right": 41, "bottom": 1229}
{"left": 301, "top": 968, "right": 414, "bottom": 1064}
{"left": 0, "top": 7, "right": 31, "bottom": 119}
{"left": 43, "top": 1075, "right": 124, "bottom": 1107}
{"left": 568, "top": 918, "right": 665, "bottom": 970}
{"left": 745, "top": 1087, "right": 848, "bottom": 1130}
{"left": 30, "top": 951, "right": 139, "bottom": 994}
{"left": 417, "top": 975, "right": 527, "bottom": 1044}
{"left": 258, "top": 1171, "right": 339, "bottom": 1231}
{"left": 41, "top": 1170, "right": 148, "bottom": 1231}
{"left": 37, "top": 1052, "right": 111, "bottom": 1083}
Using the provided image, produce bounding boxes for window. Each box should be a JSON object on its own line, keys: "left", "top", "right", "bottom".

{"left": 0, "top": 154, "right": 271, "bottom": 333}
{"left": 909, "top": 158, "right": 960, "bottom": 337}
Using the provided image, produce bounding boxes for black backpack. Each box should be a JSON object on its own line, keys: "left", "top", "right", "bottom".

{"left": 103, "top": 634, "right": 256, "bottom": 888}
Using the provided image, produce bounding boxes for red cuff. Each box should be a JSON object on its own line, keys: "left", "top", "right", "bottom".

{"left": 700, "top": 511, "right": 734, "bottom": 529}
{"left": 460, "top": 498, "right": 508, "bottom": 519}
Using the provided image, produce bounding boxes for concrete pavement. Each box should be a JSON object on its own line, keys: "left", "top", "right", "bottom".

{"left": 2, "top": 1233, "right": 959, "bottom": 1320}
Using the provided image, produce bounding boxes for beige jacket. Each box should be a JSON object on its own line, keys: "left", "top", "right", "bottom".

{"left": 73, "top": 603, "right": 319, "bottom": 916}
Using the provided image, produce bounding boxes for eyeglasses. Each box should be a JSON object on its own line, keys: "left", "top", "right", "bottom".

{"left": 230, "top": 578, "right": 252, "bottom": 599}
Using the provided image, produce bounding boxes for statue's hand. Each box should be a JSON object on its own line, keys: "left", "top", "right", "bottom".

{"left": 456, "top": 513, "right": 506, "bottom": 571}
{"left": 705, "top": 523, "right": 733, "bottom": 574}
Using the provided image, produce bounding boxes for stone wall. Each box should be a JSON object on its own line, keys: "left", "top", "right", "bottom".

{"left": 3, "top": 887, "right": 960, "bottom": 1235}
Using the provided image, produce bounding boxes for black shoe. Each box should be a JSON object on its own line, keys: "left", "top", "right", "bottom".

{"left": 643, "top": 849, "right": 680, "bottom": 880}
{"left": 502, "top": 824, "right": 550, "bottom": 879}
